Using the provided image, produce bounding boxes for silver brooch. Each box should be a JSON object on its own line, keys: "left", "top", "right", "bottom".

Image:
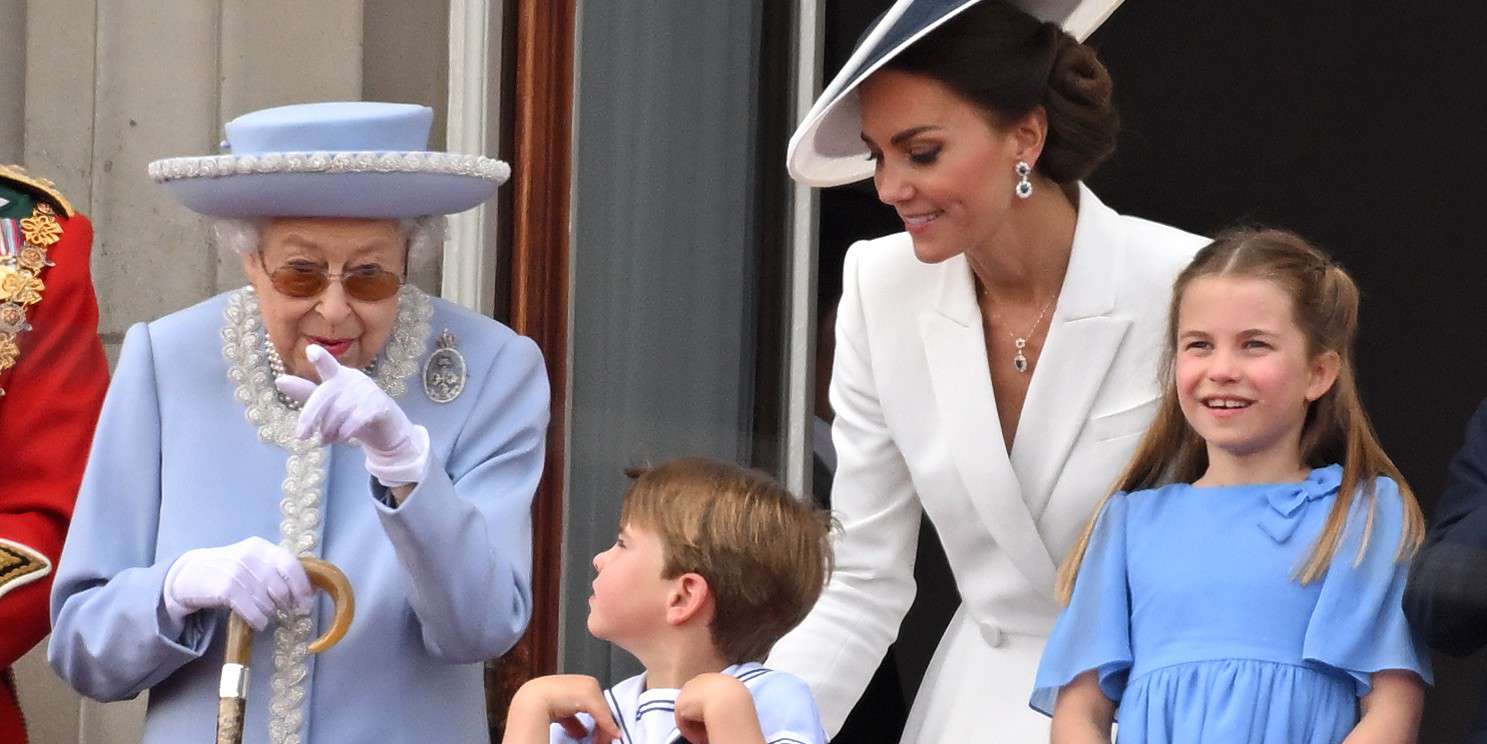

{"left": 422, "top": 329, "right": 467, "bottom": 404}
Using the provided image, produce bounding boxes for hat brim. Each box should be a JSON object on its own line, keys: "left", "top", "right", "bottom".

{"left": 149, "top": 151, "right": 510, "bottom": 218}
{"left": 788, "top": 0, "right": 1125, "bottom": 187}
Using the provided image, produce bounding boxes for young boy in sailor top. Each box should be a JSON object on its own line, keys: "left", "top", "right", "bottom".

{"left": 504, "top": 458, "right": 833, "bottom": 744}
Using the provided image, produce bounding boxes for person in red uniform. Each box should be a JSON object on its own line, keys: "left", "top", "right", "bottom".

{"left": 0, "top": 164, "right": 109, "bottom": 743}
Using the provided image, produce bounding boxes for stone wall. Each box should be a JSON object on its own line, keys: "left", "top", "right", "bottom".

{"left": 5, "top": 1, "right": 450, "bottom": 741}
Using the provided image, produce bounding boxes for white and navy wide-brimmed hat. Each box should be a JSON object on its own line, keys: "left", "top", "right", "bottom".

{"left": 789, "top": 0, "right": 1125, "bottom": 187}
{"left": 148, "top": 101, "right": 509, "bottom": 218}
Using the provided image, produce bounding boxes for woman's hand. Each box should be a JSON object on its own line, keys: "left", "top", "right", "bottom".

{"left": 1341, "top": 670, "right": 1423, "bottom": 744}
{"left": 502, "top": 675, "right": 622, "bottom": 744}
{"left": 161, "top": 536, "right": 313, "bottom": 631}
{"left": 1050, "top": 670, "right": 1115, "bottom": 744}
{"left": 276, "top": 344, "right": 429, "bottom": 488}
{"left": 674, "top": 673, "right": 765, "bottom": 744}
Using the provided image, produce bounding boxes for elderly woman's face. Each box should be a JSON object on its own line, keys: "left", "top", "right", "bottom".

{"left": 242, "top": 217, "right": 405, "bottom": 379}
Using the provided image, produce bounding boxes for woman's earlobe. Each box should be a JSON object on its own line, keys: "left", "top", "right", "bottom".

{"left": 1013, "top": 107, "right": 1050, "bottom": 160}
{"left": 241, "top": 250, "right": 260, "bottom": 278}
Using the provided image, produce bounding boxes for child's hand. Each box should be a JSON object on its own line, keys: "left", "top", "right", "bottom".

{"left": 504, "top": 674, "right": 622, "bottom": 744}
{"left": 1050, "top": 671, "right": 1114, "bottom": 744}
{"left": 674, "top": 673, "right": 765, "bottom": 744}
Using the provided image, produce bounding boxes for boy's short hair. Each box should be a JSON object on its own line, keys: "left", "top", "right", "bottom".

{"left": 621, "top": 457, "right": 834, "bottom": 663}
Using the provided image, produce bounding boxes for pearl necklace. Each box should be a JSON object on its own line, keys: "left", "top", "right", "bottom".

{"left": 263, "top": 338, "right": 379, "bottom": 410}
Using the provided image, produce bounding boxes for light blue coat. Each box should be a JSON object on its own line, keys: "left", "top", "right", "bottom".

{"left": 49, "top": 290, "right": 549, "bottom": 743}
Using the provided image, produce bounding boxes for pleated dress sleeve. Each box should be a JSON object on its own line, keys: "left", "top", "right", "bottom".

{"left": 1302, "top": 476, "right": 1432, "bottom": 696}
{"left": 1030, "top": 491, "right": 1133, "bottom": 716}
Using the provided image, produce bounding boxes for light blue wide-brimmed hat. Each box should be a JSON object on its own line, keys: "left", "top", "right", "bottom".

{"left": 789, "top": 0, "right": 1125, "bottom": 187}
{"left": 148, "top": 101, "right": 509, "bottom": 218}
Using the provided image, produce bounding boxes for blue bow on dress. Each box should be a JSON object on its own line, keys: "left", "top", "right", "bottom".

{"left": 1257, "top": 464, "right": 1344, "bottom": 543}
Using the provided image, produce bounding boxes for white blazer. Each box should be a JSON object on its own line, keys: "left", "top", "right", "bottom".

{"left": 768, "top": 185, "right": 1207, "bottom": 734}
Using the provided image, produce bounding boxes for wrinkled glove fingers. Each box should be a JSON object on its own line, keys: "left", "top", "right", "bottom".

{"left": 243, "top": 555, "right": 298, "bottom": 613}
{"left": 305, "top": 344, "right": 342, "bottom": 382}
{"left": 269, "top": 548, "right": 315, "bottom": 611}
{"left": 225, "top": 575, "right": 277, "bottom": 631}
{"left": 294, "top": 382, "right": 338, "bottom": 441}
{"left": 319, "top": 396, "right": 358, "bottom": 444}
{"left": 233, "top": 572, "right": 279, "bottom": 617}
{"left": 335, "top": 406, "right": 380, "bottom": 447}
{"left": 275, "top": 375, "right": 318, "bottom": 404}
{"left": 228, "top": 597, "right": 273, "bottom": 632}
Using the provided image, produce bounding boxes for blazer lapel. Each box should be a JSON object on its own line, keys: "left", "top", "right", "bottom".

{"left": 1013, "top": 185, "right": 1132, "bottom": 521}
{"left": 919, "top": 256, "right": 1058, "bottom": 599}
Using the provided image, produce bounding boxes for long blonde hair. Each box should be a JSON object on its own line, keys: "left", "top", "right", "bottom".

{"left": 1055, "top": 228, "right": 1425, "bottom": 603}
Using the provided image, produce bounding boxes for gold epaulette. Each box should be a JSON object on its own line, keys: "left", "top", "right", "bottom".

{"left": 0, "top": 201, "right": 64, "bottom": 396}
{"left": 0, "top": 164, "right": 75, "bottom": 218}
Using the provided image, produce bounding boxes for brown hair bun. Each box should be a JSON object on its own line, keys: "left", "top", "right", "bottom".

{"left": 1040, "top": 30, "right": 1118, "bottom": 182}
{"left": 885, "top": 1, "right": 1120, "bottom": 184}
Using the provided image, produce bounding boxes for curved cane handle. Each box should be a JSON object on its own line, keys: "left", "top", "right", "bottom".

{"left": 300, "top": 557, "right": 354, "bottom": 653}
{"left": 221, "top": 557, "right": 355, "bottom": 665}
{"left": 216, "top": 559, "right": 354, "bottom": 743}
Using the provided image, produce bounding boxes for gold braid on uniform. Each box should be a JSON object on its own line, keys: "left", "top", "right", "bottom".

{"left": 0, "top": 201, "right": 62, "bottom": 397}
{"left": 0, "top": 538, "right": 51, "bottom": 600}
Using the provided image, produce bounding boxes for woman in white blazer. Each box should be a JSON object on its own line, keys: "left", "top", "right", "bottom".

{"left": 765, "top": 1, "right": 1208, "bottom": 741}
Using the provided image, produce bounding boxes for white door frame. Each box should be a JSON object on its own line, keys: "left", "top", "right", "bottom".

{"left": 783, "top": 0, "right": 825, "bottom": 497}
{"left": 444, "top": 0, "right": 506, "bottom": 316}
{"left": 442, "top": 0, "right": 828, "bottom": 498}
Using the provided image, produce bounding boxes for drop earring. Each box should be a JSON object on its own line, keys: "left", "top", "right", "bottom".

{"left": 1015, "top": 161, "right": 1033, "bottom": 199}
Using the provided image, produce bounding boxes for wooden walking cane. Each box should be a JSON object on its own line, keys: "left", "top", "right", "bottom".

{"left": 215, "top": 557, "right": 355, "bottom": 744}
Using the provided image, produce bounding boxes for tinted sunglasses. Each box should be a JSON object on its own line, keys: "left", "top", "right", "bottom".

{"left": 260, "top": 257, "right": 404, "bottom": 302}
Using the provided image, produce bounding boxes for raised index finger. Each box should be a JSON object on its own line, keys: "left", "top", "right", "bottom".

{"left": 274, "top": 375, "right": 318, "bottom": 404}
{"left": 305, "top": 344, "right": 341, "bottom": 382}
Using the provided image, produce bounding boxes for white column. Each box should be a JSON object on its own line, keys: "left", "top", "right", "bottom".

{"left": 783, "top": 0, "right": 825, "bottom": 497}
{"left": 442, "top": 0, "right": 504, "bottom": 315}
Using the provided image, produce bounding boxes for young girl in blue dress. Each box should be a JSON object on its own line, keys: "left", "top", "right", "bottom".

{"left": 1031, "top": 228, "right": 1430, "bottom": 743}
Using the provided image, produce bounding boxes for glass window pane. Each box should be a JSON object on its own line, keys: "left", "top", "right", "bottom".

{"left": 564, "top": 0, "right": 775, "bottom": 683}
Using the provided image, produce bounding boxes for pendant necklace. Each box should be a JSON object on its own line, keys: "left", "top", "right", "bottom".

{"left": 983, "top": 288, "right": 1056, "bottom": 374}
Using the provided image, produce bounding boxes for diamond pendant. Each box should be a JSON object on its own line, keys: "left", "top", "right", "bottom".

{"left": 1013, "top": 337, "right": 1029, "bottom": 373}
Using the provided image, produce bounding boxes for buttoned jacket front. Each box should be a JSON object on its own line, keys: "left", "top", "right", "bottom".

{"left": 768, "top": 184, "right": 1206, "bottom": 738}
{"left": 49, "top": 290, "right": 549, "bottom": 744}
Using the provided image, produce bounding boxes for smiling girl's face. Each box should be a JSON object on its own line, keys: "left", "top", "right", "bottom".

{"left": 1175, "top": 275, "right": 1339, "bottom": 465}
{"left": 858, "top": 69, "right": 1031, "bottom": 264}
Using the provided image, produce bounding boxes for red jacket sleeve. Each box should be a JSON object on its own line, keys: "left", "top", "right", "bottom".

{"left": 0, "top": 210, "right": 109, "bottom": 667}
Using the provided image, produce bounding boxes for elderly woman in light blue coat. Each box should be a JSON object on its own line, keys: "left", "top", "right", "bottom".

{"left": 48, "top": 102, "right": 548, "bottom": 743}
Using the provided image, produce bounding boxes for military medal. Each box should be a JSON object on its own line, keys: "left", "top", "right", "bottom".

{"left": 422, "top": 329, "right": 467, "bottom": 403}
{"left": 0, "top": 204, "right": 62, "bottom": 397}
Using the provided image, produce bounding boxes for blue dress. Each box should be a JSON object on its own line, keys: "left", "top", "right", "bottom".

{"left": 1030, "top": 466, "right": 1430, "bottom": 743}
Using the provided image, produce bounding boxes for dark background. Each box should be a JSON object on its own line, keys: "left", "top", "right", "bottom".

{"left": 817, "top": 1, "right": 1487, "bottom": 741}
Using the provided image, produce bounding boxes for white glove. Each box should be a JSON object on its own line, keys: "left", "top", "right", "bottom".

{"left": 275, "top": 344, "right": 430, "bottom": 487}
{"left": 162, "top": 536, "right": 313, "bottom": 631}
